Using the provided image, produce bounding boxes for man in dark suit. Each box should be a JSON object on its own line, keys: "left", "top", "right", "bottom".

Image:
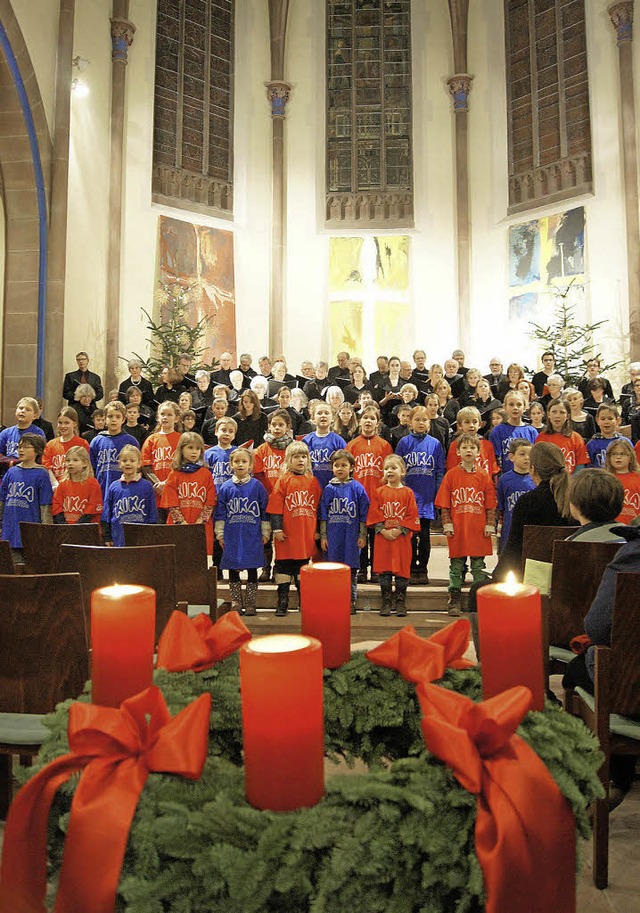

{"left": 63, "top": 352, "right": 104, "bottom": 405}
{"left": 369, "top": 355, "right": 389, "bottom": 390}
{"left": 484, "top": 357, "right": 507, "bottom": 399}
{"left": 238, "top": 353, "right": 257, "bottom": 388}
{"left": 328, "top": 351, "right": 351, "bottom": 382}
{"left": 531, "top": 351, "right": 556, "bottom": 397}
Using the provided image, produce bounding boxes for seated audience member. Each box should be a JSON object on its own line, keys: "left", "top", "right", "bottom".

{"left": 484, "top": 357, "right": 507, "bottom": 398}
{"left": 63, "top": 351, "right": 104, "bottom": 405}
{"left": 578, "top": 357, "right": 614, "bottom": 401}
{"left": 328, "top": 351, "right": 351, "bottom": 382}
{"left": 497, "top": 362, "right": 526, "bottom": 401}
{"left": 344, "top": 363, "right": 372, "bottom": 403}
{"left": 583, "top": 377, "right": 616, "bottom": 417}
{"left": 443, "top": 359, "right": 465, "bottom": 398}
{"left": 154, "top": 366, "right": 186, "bottom": 405}
{"left": 531, "top": 351, "right": 557, "bottom": 397}
{"left": 117, "top": 358, "right": 154, "bottom": 408}
{"left": 565, "top": 469, "right": 626, "bottom": 541}
{"left": 73, "top": 384, "right": 98, "bottom": 434}
{"left": 233, "top": 389, "right": 269, "bottom": 446}
{"left": 303, "top": 362, "right": 330, "bottom": 401}
{"left": 535, "top": 373, "right": 565, "bottom": 410}
{"left": 369, "top": 355, "right": 389, "bottom": 389}
{"left": 566, "top": 388, "right": 596, "bottom": 441}
{"left": 452, "top": 348, "right": 469, "bottom": 376}
{"left": 211, "top": 351, "right": 234, "bottom": 387}
{"left": 33, "top": 399, "right": 55, "bottom": 441}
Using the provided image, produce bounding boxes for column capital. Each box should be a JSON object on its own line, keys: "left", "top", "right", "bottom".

{"left": 447, "top": 73, "right": 473, "bottom": 112}
{"left": 609, "top": 2, "right": 634, "bottom": 43}
{"left": 265, "top": 80, "right": 292, "bottom": 118}
{"left": 110, "top": 17, "right": 136, "bottom": 64}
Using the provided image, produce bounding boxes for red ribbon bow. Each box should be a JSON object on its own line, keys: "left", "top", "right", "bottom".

{"left": 366, "top": 619, "right": 475, "bottom": 683}
{"left": 0, "top": 686, "right": 211, "bottom": 913}
{"left": 156, "top": 609, "right": 252, "bottom": 672}
{"left": 417, "top": 683, "right": 576, "bottom": 913}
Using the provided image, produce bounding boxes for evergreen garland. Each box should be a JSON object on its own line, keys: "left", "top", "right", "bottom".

{"left": 25, "top": 654, "right": 603, "bottom": 913}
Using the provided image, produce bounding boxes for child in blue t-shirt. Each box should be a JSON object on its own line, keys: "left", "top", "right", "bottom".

{"left": 303, "top": 401, "right": 346, "bottom": 489}
{"left": 496, "top": 438, "right": 536, "bottom": 551}
{"left": 394, "top": 406, "right": 446, "bottom": 583}
{"left": 0, "top": 396, "right": 46, "bottom": 477}
{"left": 89, "top": 401, "right": 138, "bottom": 499}
{"left": 320, "top": 450, "right": 370, "bottom": 614}
{"left": 204, "top": 416, "right": 239, "bottom": 572}
{"left": 587, "top": 403, "right": 631, "bottom": 468}
{"left": 0, "top": 433, "right": 53, "bottom": 559}
{"left": 489, "top": 391, "right": 538, "bottom": 473}
{"left": 102, "top": 445, "right": 157, "bottom": 546}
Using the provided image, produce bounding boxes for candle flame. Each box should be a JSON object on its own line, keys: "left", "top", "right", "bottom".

{"left": 247, "top": 634, "right": 314, "bottom": 655}
{"left": 99, "top": 583, "right": 146, "bottom": 598}
{"left": 502, "top": 572, "right": 520, "bottom": 596}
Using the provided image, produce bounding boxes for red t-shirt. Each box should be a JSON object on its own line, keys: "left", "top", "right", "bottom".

{"left": 446, "top": 438, "right": 499, "bottom": 477}
{"left": 535, "top": 431, "right": 588, "bottom": 473}
{"left": 51, "top": 477, "right": 103, "bottom": 524}
{"left": 347, "top": 435, "right": 393, "bottom": 501}
{"left": 613, "top": 471, "right": 640, "bottom": 524}
{"left": 267, "top": 472, "right": 322, "bottom": 560}
{"left": 253, "top": 443, "right": 286, "bottom": 493}
{"left": 42, "top": 436, "right": 90, "bottom": 482}
{"left": 435, "top": 466, "right": 497, "bottom": 558}
{"left": 162, "top": 466, "right": 217, "bottom": 553}
{"left": 367, "top": 484, "right": 420, "bottom": 578}
{"left": 141, "top": 431, "right": 182, "bottom": 505}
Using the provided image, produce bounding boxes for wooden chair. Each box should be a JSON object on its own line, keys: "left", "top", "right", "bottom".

{"left": 564, "top": 571, "right": 640, "bottom": 889}
{"left": 58, "top": 544, "right": 183, "bottom": 643}
{"left": 20, "top": 521, "right": 102, "bottom": 574}
{"left": 521, "top": 524, "right": 579, "bottom": 571}
{"left": 547, "top": 540, "right": 622, "bottom": 674}
{"left": 122, "top": 523, "right": 219, "bottom": 618}
{"left": 0, "top": 573, "right": 89, "bottom": 817}
{"left": 0, "top": 540, "right": 15, "bottom": 574}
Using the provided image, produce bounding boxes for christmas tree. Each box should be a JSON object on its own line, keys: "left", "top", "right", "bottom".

{"left": 126, "top": 280, "right": 218, "bottom": 385}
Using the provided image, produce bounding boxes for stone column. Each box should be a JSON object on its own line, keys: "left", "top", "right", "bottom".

{"left": 609, "top": 2, "right": 640, "bottom": 360}
{"left": 105, "top": 4, "right": 135, "bottom": 395}
{"left": 45, "top": 0, "right": 75, "bottom": 412}
{"left": 266, "top": 0, "right": 291, "bottom": 359}
{"left": 447, "top": 0, "right": 472, "bottom": 353}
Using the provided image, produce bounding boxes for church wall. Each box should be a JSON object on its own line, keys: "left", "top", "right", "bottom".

{"left": 10, "top": 0, "right": 58, "bottom": 137}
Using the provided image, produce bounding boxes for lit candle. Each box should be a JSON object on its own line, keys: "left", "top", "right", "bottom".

{"left": 300, "top": 562, "right": 351, "bottom": 668}
{"left": 240, "top": 634, "right": 324, "bottom": 811}
{"left": 477, "top": 572, "right": 545, "bottom": 711}
{"left": 91, "top": 584, "right": 156, "bottom": 708}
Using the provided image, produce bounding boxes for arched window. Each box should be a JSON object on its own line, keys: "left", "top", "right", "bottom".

{"left": 153, "top": 0, "right": 234, "bottom": 217}
{"left": 326, "top": 0, "right": 413, "bottom": 227}
{"left": 505, "top": 0, "right": 592, "bottom": 213}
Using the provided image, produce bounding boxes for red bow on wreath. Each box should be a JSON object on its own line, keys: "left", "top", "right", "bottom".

{"left": 0, "top": 686, "right": 211, "bottom": 913}
{"left": 417, "top": 682, "right": 576, "bottom": 913}
{"left": 156, "top": 609, "right": 252, "bottom": 672}
{"left": 366, "top": 619, "right": 475, "bottom": 683}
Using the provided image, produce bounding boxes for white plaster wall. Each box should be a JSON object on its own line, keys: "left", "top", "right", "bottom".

{"left": 10, "top": 0, "right": 58, "bottom": 136}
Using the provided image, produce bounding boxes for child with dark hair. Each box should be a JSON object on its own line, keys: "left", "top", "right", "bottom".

{"left": 89, "top": 401, "right": 138, "bottom": 501}
{"left": 82, "top": 408, "right": 106, "bottom": 443}
{"left": 0, "top": 433, "right": 53, "bottom": 559}
{"left": 536, "top": 397, "right": 589, "bottom": 473}
{"left": 102, "top": 445, "right": 157, "bottom": 546}
{"left": 565, "top": 469, "right": 625, "bottom": 541}
{"left": 587, "top": 403, "right": 631, "bottom": 468}
{"left": 320, "top": 449, "right": 370, "bottom": 613}
{"left": 496, "top": 438, "right": 535, "bottom": 550}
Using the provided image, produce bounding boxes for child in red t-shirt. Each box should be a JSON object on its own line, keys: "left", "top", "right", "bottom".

{"left": 605, "top": 439, "right": 640, "bottom": 524}
{"left": 435, "top": 433, "right": 497, "bottom": 615}
{"left": 141, "top": 401, "right": 182, "bottom": 520}
{"left": 535, "top": 398, "right": 589, "bottom": 473}
{"left": 253, "top": 408, "right": 293, "bottom": 581}
{"left": 51, "top": 445, "right": 103, "bottom": 525}
{"left": 162, "top": 432, "right": 217, "bottom": 553}
{"left": 267, "top": 441, "right": 322, "bottom": 616}
{"left": 446, "top": 406, "right": 499, "bottom": 479}
{"left": 42, "top": 407, "right": 89, "bottom": 483}
{"left": 368, "top": 454, "right": 420, "bottom": 617}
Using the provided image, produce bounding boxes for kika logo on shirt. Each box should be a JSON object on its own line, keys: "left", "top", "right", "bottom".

{"left": 381, "top": 500, "right": 406, "bottom": 521}
{"left": 210, "top": 462, "right": 231, "bottom": 481}
{"left": 404, "top": 452, "right": 435, "bottom": 472}
{"left": 262, "top": 453, "right": 284, "bottom": 471}
{"left": 506, "top": 489, "right": 527, "bottom": 512}
{"left": 51, "top": 453, "right": 66, "bottom": 472}
{"left": 451, "top": 487, "right": 485, "bottom": 509}
{"left": 177, "top": 481, "right": 208, "bottom": 503}
{"left": 96, "top": 447, "right": 118, "bottom": 470}
{"left": 309, "top": 448, "right": 331, "bottom": 465}
{"left": 153, "top": 446, "right": 174, "bottom": 464}
{"left": 7, "top": 481, "right": 35, "bottom": 503}
{"left": 559, "top": 446, "right": 575, "bottom": 470}
{"left": 624, "top": 490, "right": 640, "bottom": 512}
{"left": 63, "top": 495, "right": 89, "bottom": 515}
{"left": 328, "top": 497, "right": 357, "bottom": 518}
{"left": 113, "top": 495, "right": 148, "bottom": 519}
{"left": 284, "top": 490, "right": 316, "bottom": 511}
{"left": 227, "top": 497, "right": 261, "bottom": 518}
{"left": 354, "top": 453, "right": 382, "bottom": 473}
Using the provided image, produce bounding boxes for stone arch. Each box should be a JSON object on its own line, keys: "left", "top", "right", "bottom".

{"left": 0, "top": 0, "right": 51, "bottom": 423}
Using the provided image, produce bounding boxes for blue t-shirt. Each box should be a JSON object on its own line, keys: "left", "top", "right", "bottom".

{"left": 394, "top": 433, "right": 445, "bottom": 519}
{"left": 303, "top": 431, "right": 347, "bottom": 489}
{"left": 587, "top": 434, "right": 632, "bottom": 468}
{"left": 103, "top": 477, "right": 157, "bottom": 547}
{"left": 90, "top": 431, "right": 139, "bottom": 498}
{"left": 215, "top": 476, "right": 268, "bottom": 569}
{"left": 204, "top": 445, "right": 237, "bottom": 491}
{"left": 319, "top": 478, "right": 370, "bottom": 568}
{"left": 0, "top": 424, "right": 46, "bottom": 458}
{"left": 489, "top": 423, "right": 539, "bottom": 473}
{"left": 0, "top": 465, "right": 53, "bottom": 547}
{"left": 496, "top": 470, "right": 536, "bottom": 549}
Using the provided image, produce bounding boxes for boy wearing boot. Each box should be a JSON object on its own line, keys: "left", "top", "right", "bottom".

{"left": 267, "top": 441, "right": 322, "bottom": 616}
{"left": 320, "top": 450, "right": 370, "bottom": 614}
{"left": 368, "top": 454, "right": 420, "bottom": 617}
{"left": 253, "top": 408, "right": 294, "bottom": 581}
{"left": 435, "top": 433, "right": 497, "bottom": 615}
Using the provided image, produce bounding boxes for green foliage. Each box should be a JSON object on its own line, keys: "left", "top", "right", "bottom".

{"left": 123, "top": 281, "right": 218, "bottom": 386}
{"left": 26, "top": 656, "right": 603, "bottom": 913}
{"left": 528, "top": 282, "right": 620, "bottom": 385}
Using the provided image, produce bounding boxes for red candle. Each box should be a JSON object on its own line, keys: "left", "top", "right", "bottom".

{"left": 300, "top": 561, "right": 351, "bottom": 668}
{"left": 477, "top": 575, "right": 545, "bottom": 711}
{"left": 240, "top": 634, "right": 324, "bottom": 811}
{"left": 91, "top": 584, "right": 156, "bottom": 708}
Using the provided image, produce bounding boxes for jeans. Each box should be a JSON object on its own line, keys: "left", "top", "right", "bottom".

{"left": 449, "top": 556, "right": 487, "bottom": 591}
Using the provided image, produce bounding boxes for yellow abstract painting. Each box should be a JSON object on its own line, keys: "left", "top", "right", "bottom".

{"left": 329, "top": 301, "right": 363, "bottom": 356}
{"left": 373, "top": 236, "right": 409, "bottom": 291}
{"left": 329, "top": 238, "right": 365, "bottom": 292}
{"left": 374, "top": 302, "right": 411, "bottom": 355}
